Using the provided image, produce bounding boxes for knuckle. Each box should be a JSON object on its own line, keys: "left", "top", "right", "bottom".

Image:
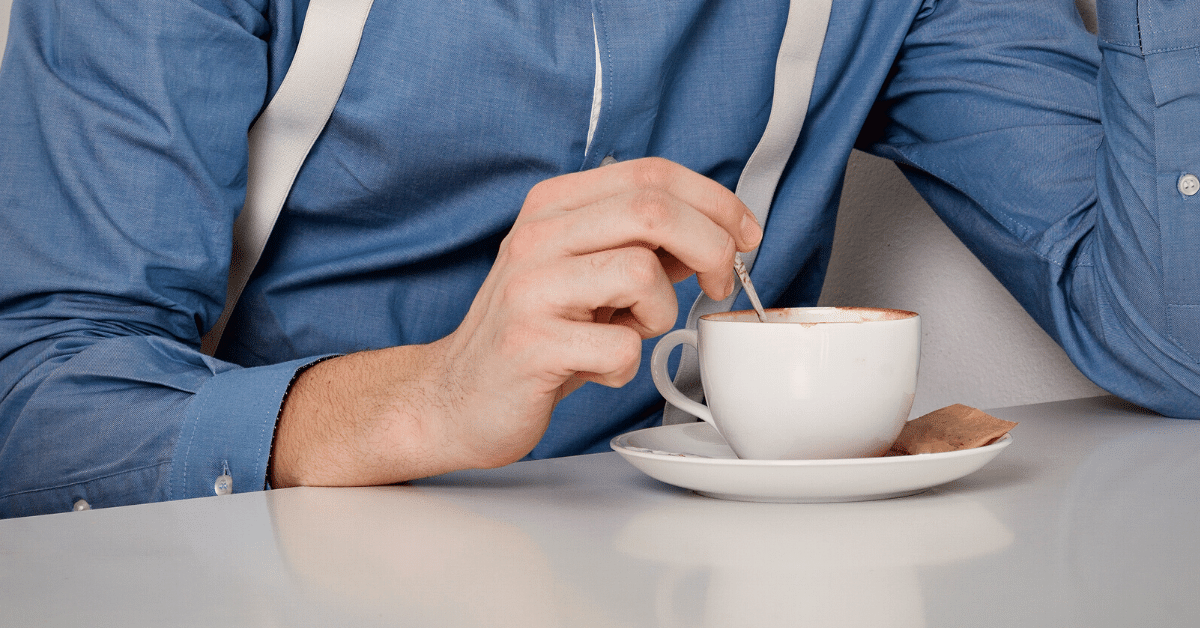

{"left": 523, "top": 179, "right": 555, "bottom": 211}
{"left": 630, "top": 157, "right": 675, "bottom": 190}
{"left": 619, "top": 246, "right": 662, "bottom": 287}
{"left": 497, "top": 271, "right": 544, "bottom": 312}
{"left": 629, "top": 190, "right": 676, "bottom": 233}
{"left": 504, "top": 221, "right": 546, "bottom": 259}
{"left": 711, "top": 188, "right": 744, "bottom": 223}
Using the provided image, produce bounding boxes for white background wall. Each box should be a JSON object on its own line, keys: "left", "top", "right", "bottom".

{"left": 0, "top": 1, "right": 8, "bottom": 58}
{"left": 0, "top": 0, "right": 1107, "bottom": 416}
{"left": 820, "top": 152, "right": 1104, "bottom": 416}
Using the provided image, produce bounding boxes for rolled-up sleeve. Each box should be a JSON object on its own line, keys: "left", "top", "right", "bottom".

{"left": 863, "top": 0, "right": 1200, "bottom": 418}
{"left": 0, "top": 0, "right": 322, "bottom": 517}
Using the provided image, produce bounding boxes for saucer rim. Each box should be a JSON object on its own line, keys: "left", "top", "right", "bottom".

{"left": 610, "top": 423, "right": 1014, "bottom": 503}
{"left": 610, "top": 424, "right": 1012, "bottom": 467}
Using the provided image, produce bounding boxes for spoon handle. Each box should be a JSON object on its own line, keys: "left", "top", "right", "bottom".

{"left": 733, "top": 253, "right": 768, "bottom": 322}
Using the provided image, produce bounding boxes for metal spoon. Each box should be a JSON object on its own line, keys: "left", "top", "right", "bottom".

{"left": 733, "top": 253, "right": 768, "bottom": 322}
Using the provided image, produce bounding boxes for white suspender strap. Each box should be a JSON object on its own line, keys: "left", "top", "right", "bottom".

{"left": 202, "top": 0, "right": 376, "bottom": 356}
{"left": 662, "top": 0, "right": 833, "bottom": 424}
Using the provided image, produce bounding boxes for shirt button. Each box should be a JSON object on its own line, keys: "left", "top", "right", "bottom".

{"left": 73, "top": 499, "right": 91, "bottom": 511}
{"left": 1179, "top": 174, "right": 1199, "bottom": 197}
{"left": 214, "top": 474, "right": 233, "bottom": 496}
{"left": 600, "top": 155, "right": 618, "bottom": 167}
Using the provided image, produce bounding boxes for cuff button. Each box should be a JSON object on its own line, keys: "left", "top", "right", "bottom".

{"left": 214, "top": 474, "right": 233, "bottom": 496}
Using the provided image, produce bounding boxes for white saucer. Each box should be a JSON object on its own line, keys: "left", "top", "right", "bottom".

{"left": 610, "top": 422, "right": 1012, "bottom": 503}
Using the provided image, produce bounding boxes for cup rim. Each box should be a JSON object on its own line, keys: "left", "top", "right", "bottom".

{"left": 699, "top": 306, "right": 919, "bottom": 324}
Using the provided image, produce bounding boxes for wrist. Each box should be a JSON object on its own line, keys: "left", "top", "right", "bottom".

{"left": 268, "top": 344, "right": 461, "bottom": 488}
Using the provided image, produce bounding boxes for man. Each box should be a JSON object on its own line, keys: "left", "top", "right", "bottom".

{"left": 1, "top": 0, "right": 1196, "bottom": 517}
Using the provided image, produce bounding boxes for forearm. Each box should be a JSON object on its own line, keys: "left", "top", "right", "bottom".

{"left": 270, "top": 344, "right": 469, "bottom": 488}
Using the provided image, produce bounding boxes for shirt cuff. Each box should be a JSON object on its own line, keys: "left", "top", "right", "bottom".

{"left": 169, "top": 355, "right": 336, "bottom": 501}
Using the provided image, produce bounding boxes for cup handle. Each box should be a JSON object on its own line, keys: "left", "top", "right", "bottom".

{"left": 650, "top": 329, "right": 714, "bottom": 424}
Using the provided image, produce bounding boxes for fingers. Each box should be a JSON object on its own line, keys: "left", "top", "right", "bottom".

{"left": 505, "top": 246, "right": 679, "bottom": 339}
{"left": 550, "top": 190, "right": 739, "bottom": 297}
{"left": 523, "top": 157, "right": 763, "bottom": 253}
{"left": 512, "top": 158, "right": 762, "bottom": 301}
{"left": 511, "top": 317, "right": 645, "bottom": 389}
{"left": 551, "top": 321, "right": 645, "bottom": 388}
{"left": 481, "top": 296, "right": 648, "bottom": 390}
{"left": 469, "top": 157, "right": 763, "bottom": 399}
{"left": 474, "top": 246, "right": 677, "bottom": 392}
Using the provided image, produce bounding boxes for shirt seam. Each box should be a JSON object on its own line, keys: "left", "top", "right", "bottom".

{"left": 1098, "top": 38, "right": 1140, "bottom": 51}
{"left": 175, "top": 391, "right": 203, "bottom": 502}
{"left": 1143, "top": 42, "right": 1200, "bottom": 56}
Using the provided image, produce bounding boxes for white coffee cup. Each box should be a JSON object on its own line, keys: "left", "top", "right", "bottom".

{"left": 651, "top": 307, "right": 920, "bottom": 460}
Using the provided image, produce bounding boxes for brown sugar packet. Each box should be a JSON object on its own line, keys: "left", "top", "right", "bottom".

{"left": 887, "top": 404, "right": 1017, "bottom": 455}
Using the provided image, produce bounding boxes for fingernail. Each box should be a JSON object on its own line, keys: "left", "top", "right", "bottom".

{"left": 740, "top": 213, "right": 763, "bottom": 248}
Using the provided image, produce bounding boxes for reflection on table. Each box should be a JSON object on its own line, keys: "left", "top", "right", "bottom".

{"left": 1, "top": 396, "right": 1199, "bottom": 627}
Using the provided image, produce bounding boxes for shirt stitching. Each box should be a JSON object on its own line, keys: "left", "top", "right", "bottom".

{"left": 175, "top": 392, "right": 204, "bottom": 501}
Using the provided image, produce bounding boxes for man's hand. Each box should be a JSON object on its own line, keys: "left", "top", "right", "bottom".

{"left": 269, "top": 157, "right": 762, "bottom": 488}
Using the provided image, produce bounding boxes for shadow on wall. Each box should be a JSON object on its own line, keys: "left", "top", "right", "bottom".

{"left": 819, "top": 151, "right": 1104, "bottom": 417}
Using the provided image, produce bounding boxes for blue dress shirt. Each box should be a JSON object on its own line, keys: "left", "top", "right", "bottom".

{"left": 2, "top": 0, "right": 1198, "bottom": 517}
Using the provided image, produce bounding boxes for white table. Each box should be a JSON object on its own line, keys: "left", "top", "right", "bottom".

{"left": 2, "top": 395, "right": 1198, "bottom": 627}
